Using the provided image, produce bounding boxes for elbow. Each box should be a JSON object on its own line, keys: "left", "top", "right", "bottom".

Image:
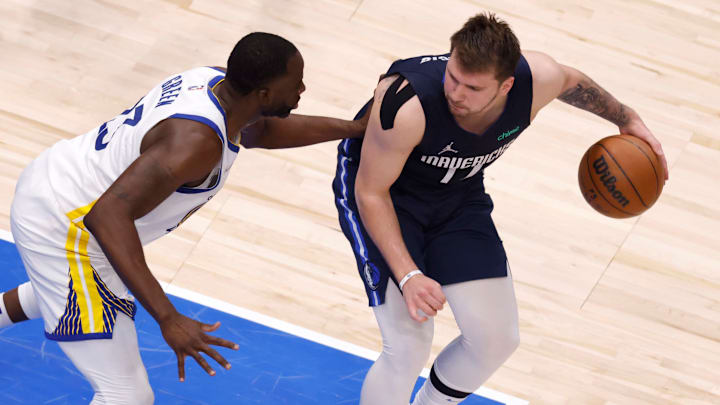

{"left": 83, "top": 206, "right": 102, "bottom": 236}
{"left": 354, "top": 178, "right": 385, "bottom": 214}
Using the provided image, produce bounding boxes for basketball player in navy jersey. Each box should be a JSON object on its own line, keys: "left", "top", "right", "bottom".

{"left": 333, "top": 13, "right": 668, "bottom": 405}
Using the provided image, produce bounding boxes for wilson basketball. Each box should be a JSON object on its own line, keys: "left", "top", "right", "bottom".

{"left": 578, "top": 135, "right": 664, "bottom": 218}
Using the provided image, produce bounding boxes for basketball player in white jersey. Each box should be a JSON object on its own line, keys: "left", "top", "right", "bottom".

{"left": 0, "top": 32, "right": 368, "bottom": 404}
{"left": 333, "top": 14, "right": 669, "bottom": 404}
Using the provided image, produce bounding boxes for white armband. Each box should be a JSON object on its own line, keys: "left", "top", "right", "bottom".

{"left": 399, "top": 269, "right": 423, "bottom": 291}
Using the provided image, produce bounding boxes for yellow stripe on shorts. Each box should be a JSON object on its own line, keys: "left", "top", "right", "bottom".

{"left": 64, "top": 201, "right": 105, "bottom": 334}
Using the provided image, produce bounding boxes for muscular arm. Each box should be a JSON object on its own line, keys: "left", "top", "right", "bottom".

{"left": 355, "top": 78, "right": 423, "bottom": 283}
{"left": 525, "top": 51, "right": 668, "bottom": 179}
{"left": 240, "top": 104, "right": 371, "bottom": 149}
{"left": 355, "top": 77, "right": 445, "bottom": 322}
{"left": 84, "top": 118, "right": 221, "bottom": 324}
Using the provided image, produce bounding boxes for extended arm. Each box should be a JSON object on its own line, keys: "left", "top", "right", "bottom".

{"left": 525, "top": 51, "right": 668, "bottom": 180}
{"left": 241, "top": 102, "right": 372, "bottom": 149}
{"left": 355, "top": 77, "right": 445, "bottom": 323}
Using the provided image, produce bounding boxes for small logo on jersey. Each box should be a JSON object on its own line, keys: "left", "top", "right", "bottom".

{"left": 497, "top": 126, "right": 520, "bottom": 141}
{"left": 188, "top": 85, "right": 205, "bottom": 91}
{"left": 420, "top": 55, "right": 449, "bottom": 64}
{"left": 363, "top": 261, "right": 381, "bottom": 291}
{"left": 438, "top": 142, "right": 458, "bottom": 155}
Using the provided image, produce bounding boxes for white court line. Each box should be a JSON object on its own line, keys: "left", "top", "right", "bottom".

{"left": 0, "top": 229, "right": 14, "bottom": 243}
{"left": 0, "top": 229, "right": 528, "bottom": 405}
{"left": 161, "top": 283, "right": 529, "bottom": 405}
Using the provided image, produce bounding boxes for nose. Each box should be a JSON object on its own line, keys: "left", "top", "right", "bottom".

{"left": 299, "top": 81, "right": 306, "bottom": 95}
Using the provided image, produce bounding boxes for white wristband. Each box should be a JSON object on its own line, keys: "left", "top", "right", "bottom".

{"left": 399, "top": 270, "right": 423, "bottom": 291}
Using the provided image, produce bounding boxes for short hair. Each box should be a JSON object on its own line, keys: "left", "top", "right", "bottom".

{"left": 225, "top": 32, "right": 298, "bottom": 95}
{"left": 450, "top": 13, "right": 521, "bottom": 81}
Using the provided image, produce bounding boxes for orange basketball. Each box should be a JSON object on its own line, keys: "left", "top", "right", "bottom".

{"left": 578, "top": 135, "right": 664, "bottom": 218}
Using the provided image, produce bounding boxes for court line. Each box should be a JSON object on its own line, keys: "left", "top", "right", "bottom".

{"left": 0, "top": 229, "right": 14, "bottom": 243}
{"left": 0, "top": 229, "right": 528, "bottom": 405}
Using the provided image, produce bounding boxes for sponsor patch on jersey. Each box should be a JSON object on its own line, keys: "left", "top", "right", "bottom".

{"left": 188, "top": 85, "right": 205, "bottom": 91}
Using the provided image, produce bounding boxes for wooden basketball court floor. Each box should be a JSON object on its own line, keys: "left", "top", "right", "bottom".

{"left": 0, "top": 0, "right": 718, "bottom": 403}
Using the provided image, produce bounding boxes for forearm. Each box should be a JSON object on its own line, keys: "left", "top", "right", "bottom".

{"left": 259, "top": 114, "right": 364, "bottom": 149}
{"left": 356, "top": 191, "right": 418, "bottom": 281}
{"left": 85, "top": 208, "right": 176, "bottom": 323}
{"left": 558, "top": 67, "right": 636, "bottom": 127}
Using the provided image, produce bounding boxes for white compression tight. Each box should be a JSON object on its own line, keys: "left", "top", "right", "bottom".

{"left": 360, "top": 275, "right": 520, "bottom": 405}
{"left": 58, "top": 313, "right": 154, "bottom": 405}
{"left": 1, "top": 283, "right": 152, "bottom": 405}
{"left": 0, "top": 281, "right": 41, "bottom": 327}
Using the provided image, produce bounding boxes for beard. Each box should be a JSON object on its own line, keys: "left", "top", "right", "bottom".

{"left": 261, "top": 104, "right": 294, "bottom": 118}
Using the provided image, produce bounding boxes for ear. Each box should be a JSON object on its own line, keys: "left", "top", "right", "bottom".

{"left": 500, "top": 76, "right": 515, "bottom": 95}
{"left": 257, "top": 88, "right": 271, "bottom": 105}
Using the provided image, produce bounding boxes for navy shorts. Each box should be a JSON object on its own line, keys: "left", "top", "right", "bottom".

{"left": 333, "top": 138, "right": 508, "bottom": 306}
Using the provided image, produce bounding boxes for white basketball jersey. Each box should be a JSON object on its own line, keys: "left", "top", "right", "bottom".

{"left": 44, "top": 66, "right": 239, "bottom": 248}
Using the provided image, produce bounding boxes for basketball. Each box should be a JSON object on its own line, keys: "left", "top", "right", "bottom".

{"left": 578, "top": 134, "right": 664, "bottom": 218}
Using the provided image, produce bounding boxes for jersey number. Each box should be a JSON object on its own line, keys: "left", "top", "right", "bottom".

{"left": 95, "top": 99, "right": 144, "bottom": 151}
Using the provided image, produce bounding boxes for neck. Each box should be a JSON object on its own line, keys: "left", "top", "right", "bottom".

{"left": 454, "top": 93, "right": 508, "bottom": 134}
{"left": 213, "top": 81, "right": 262, "bottom": 136}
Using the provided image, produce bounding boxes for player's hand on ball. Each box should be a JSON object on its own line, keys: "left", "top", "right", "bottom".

{"left": 401, "top": 274, "right": 446, "bottom": 323}
{"left": 159, "top": 311, "right": 239, "bottom": 381}
{"left": 619, "top": 116, "right": 668, "bottom": 181}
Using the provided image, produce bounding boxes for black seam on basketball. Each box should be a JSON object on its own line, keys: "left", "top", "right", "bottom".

{"left": 615, "top": 136, "right": 660, "bottom": 196}
{"left": 598, "top": 143, "right": 647, "bottom": 207}
{"left": 585, "top": 147, "right": 634, "bottom": 216}
{"left": 429, "top": 365, "right": 472, "bottom": 399}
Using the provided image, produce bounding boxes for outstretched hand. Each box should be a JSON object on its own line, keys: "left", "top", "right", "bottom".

{"left": 159, "top": 312, "right": 239, "bottom": 381}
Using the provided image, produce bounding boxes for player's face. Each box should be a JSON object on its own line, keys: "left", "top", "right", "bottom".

{"left": 443, "top": 52, "right": 514, "bottom": 118}
{"left": 261, "top": 52, "right": 306, "bottom": 118}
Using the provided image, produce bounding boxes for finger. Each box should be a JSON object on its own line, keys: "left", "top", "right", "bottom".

{"left": 205, "top": 334, "right": 240, "bottom": 350}
{"left": 430, "top": 285, "right": 447, "bottom": 304}
{"left": 649, "top": 143, "right": 669, "bottom": 181}
{"left": 406, "top": 301, "right": 424, "bottom": 323}
{"left": 191, "top": 351, "right": 216, "bottom": 376}
{"left": 177, "top": 353, "right": 186, "bottom": 382}
{"left": 202, "top": 345, "right": 232, "bottom": 370}
{"left": 201, "top": 321, "right": 221, "bottom": 332}
{"left": 417, "top": 300, "right": 437, "bottom": 317}
{"left": 423, "top": 294, "right": 444, "bottom": 311}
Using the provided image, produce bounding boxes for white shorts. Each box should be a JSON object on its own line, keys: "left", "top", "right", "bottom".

{"left": 10, "top": 153, "right": 136, "bottom": 341}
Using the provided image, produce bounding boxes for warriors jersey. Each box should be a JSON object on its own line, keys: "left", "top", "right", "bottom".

{"left": 10, "top": 67, "right": 239, "bottom": 340}
{"left": 47, "top": 66, "right": 239, "bottom": 246}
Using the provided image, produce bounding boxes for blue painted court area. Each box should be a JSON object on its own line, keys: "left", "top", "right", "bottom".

{"left": 0, "top": 238, "right": 502, "bottom": 404}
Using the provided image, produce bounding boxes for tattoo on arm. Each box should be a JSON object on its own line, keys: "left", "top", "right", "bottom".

{"left": 559, "top": 78, "right": 630, "bottom": 127}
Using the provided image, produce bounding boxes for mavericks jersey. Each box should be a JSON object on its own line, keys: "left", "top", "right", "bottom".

{"left": 45, "top": 66, "right": 239, "bottom": 248}
{"left": 342, "top": 53, "right": 533, "bottom": 190}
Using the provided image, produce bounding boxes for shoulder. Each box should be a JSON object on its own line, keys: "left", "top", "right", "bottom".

{"left": 523, "top": 51, "right": 565, "bottom": 83}
{"left": 142, "top": 117, "right": 222, "bottom": 160}
{"left": 374, "top": 75, "right": 425, "bottom": 133}
{"left": 522, "top": 50, "right": 568, "bottom": 119}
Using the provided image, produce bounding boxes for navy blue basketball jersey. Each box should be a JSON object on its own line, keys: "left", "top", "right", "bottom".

{"left": 343, "top": 53, "right": 533, "bottom": 189}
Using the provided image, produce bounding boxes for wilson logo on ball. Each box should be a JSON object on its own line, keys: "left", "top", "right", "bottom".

{"left": 592, "top": 155, "right": 630, "bottom": 207}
